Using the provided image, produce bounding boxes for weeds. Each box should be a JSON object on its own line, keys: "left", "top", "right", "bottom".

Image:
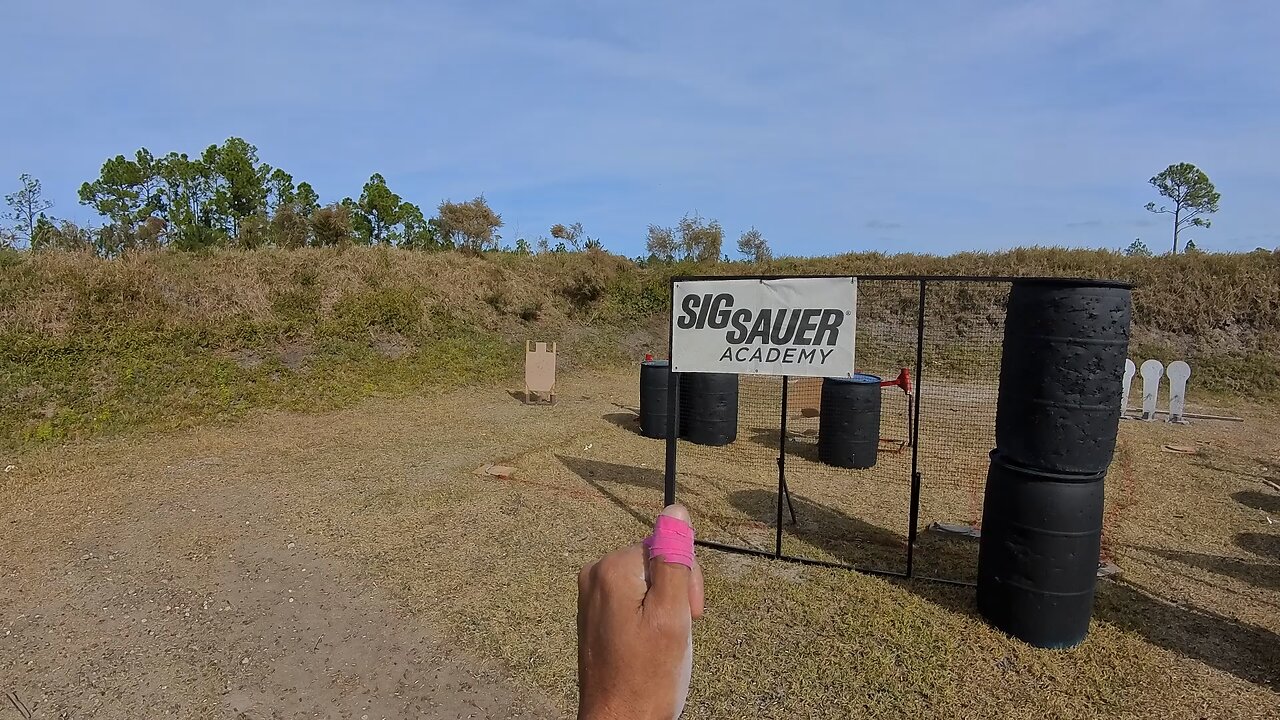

{"left": 3, "top": 246, "right": 1277, "bottom": 448}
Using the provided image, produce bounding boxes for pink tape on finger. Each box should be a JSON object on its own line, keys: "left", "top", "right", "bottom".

{"left": 644, "top": 515, "right": 696, "bottom": 569}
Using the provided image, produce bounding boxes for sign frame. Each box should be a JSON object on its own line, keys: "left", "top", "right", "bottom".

{"left": 658, "top": 273, "right": 1134, "bottom": 589}
{"left": 669, "top": 276, "right": 857, "bottom": 378}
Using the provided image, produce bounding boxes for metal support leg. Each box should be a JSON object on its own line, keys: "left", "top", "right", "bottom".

{"left": 779, "top": 475, "right": 797, "bottom": 525}
{"left": 906, "top": 280, "right": 927, "bottom": 577}
{"left": 775, "top": 375, "right": 791, "bottom": 556}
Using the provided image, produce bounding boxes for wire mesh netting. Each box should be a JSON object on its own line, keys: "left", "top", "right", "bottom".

{"left": 911, "top": 280, "right": 1008, "bottom": 581}
{"left": 672, "top": 374, "right": 788, "bottom": 555}
{"left": 668, "top": 276, "right": 1134, "bottom": 584}
{"left": 776, "top": 279, "right": 918, "bottom": 573}
{"left": 673, "top": 280, "right": 923, "bottom": 574}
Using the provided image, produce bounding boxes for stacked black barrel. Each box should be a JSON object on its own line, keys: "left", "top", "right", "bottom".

{"left": 977, "top": 278, "right": 1132, "bottom": 649}
{"left": 638, "top": 362, "right": 739, "bottom": 446}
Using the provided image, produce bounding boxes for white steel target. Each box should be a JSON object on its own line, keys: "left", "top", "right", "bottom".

{"left": 1140, "top": 359, "right": 1164, "bottom": 421}
{"left": 1121, "top": 359, "right": 1136, "bottom": 418}
{"left": 1167, "top": 361, "right": 1191, "bottom": 423}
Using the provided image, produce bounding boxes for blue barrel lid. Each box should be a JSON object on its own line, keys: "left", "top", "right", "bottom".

{"left": 642, "top": 359, "right": 670, "bottom": 367}
{"left": 827, "top": 373, "right": 881, "bottom": 384}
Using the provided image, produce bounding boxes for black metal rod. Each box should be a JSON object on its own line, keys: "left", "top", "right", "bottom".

{"left": 779, "top": 374, "right": 795, "bottom": 524}
{"left": 663, "top": 279, "right": 678, "bottom": 507}
{"left": 777, "top": 554, "right": 907, "bottom": 578}
{"left": 774, "top": 375, "right": 789, "bottom": 558}
{"left": 671, "top": 273, "right": 1132, "bottom": 288}
{"left": 905, "top": 397, "right": 914, "bottom": 449}
{"left": 911, "top": 576, "right": 978, "bottom": 588}
{"left": 906, "top": 279, "right": 927, "bottom": 578}
{"left": 780, "top": 477, "right": 797, "bottom": 525}
{"left": 696, "top": 540, "right": 776, "bottom": 560}
{"left": 773, "top": 482, "right": 784, "bottom": 558}
{"left": 696, "top": 535, "right": 972, "bottom": 579}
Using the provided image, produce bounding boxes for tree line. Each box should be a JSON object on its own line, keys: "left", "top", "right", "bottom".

{"left": 1, "top": 136, "right": 776, "bottom": 262}
{"left": 1, "top": 138, "right": 509, "bottom": 257}
{"left": 5, "top": 139, "right": 1217, "bottom": 260}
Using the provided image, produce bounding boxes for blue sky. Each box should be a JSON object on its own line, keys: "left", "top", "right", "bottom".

{"left": 3, "top": 1, "right": 1277, "bottom": 256}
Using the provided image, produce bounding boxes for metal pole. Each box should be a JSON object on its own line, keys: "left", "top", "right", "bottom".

{"left": 663, "top": 279, "right": 679, "bottom": 507}
{"left": 780, "top": 478, "right": 797, "bottom": 525}
{"left": 775, "top": 375, "right": 789, "bottom": 558}
{"left": 906, "top": 280, "right": 926, "bottom": 577}
{"left": 779, "top": 375, "right": 797, "bottom": 524}
{"left": 693, "top": 540, "right": 977, "bottom": 587}
{"left": 905, "top": 396, "right": 914, "bottom": 448}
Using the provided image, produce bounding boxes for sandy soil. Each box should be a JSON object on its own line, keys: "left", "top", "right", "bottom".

{"left": 0, "top": 383, "right": 604, "bottom": 719}
{"left": 3, "top": 367, "right": 1279, "bottom": 719}
{"left": 2, "top": 487, "right": 536, "bottom": 720}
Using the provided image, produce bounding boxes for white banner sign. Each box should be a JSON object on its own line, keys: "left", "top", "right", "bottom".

{"left": 671, "top": 277, "right": 857, "bottom": 377}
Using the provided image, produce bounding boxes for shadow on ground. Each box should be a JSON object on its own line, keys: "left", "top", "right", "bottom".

{"left": 1237, "top": 531, "right": 1280, "bottom": 560}
{"left": 557, "top": 450, "right": 978, "bottom": 587}
{"left": 557, "top": 454, "right": 664, "bottom": 491}
{"left": 555, "top": 454, "right": 672, "bottom": 527}
{"left": 559, "top": 454, "right": 1280, "bottom": 692}
{"left": 507, "top": 389, "right": 557, "bottom": 404}
{"left": 728, "top": 487, "right": 903, "bottom": 570}
{"left": 883, "top": 539, "right": 1280, "bottom": 691}
{"left": 1140, "top": 544, "right": 1280, "bottom": 592}
{"left": 1095, "top": 579, "right": 1280, "bottom": 690}
{"left": 722, "top": 488, "right": 984, "bottom": 623}
{"left": 1234, "top": 490, "right": 1280, "bottom": 514}
{"left": 1194, "top": 451, "right": 1280, "bottom": 487}
{"left": 748, "top": 428, "right": 821, "bottom": 462}
{"left": 603, "top": 412, "right": 644, "bottom": 436}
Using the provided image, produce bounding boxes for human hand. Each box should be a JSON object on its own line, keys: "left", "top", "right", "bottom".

{"left": 577, "top": 504, "right": 705, "bottom": 720}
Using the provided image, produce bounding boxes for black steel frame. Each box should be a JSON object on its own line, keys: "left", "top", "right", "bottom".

{"left": 660, "top": 273, "right": 1060, "bottom": 588}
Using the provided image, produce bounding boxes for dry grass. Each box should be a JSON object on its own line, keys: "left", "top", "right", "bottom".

{"left": 0, "top": 248, "right": 644, "bottom": 445}
{"left": 4, "top": 246, "right": 1278, "bottom": 342}
{"left": 3, "top": 368, "right": 1277, "bottom": 718}
{"left": 3, "top": 246, "right": 1278, "bottom": 448}
{"left": 0, "top": 247, "right": 630, "bottom": 336}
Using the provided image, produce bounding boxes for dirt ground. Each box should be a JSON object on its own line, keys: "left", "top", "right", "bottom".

{"left": 0, "top": 384, "right": 589, "bottom": 719}
{"left": 3, "top": 368, "right": 1279, "bottom": 719}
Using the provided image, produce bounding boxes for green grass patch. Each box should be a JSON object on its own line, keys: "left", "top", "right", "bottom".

{"left": 5, "top": 246, "right": 1279, "bottom": 448}
{"left": 1, "top": 323, "right": 518, "bottom": 449}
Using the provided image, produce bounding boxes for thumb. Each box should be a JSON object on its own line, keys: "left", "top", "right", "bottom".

{"left": 644, "top": 504, "right": 694, "bottom": 616}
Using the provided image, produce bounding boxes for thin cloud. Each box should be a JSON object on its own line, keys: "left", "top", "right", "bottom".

{"left": 2, "top": 1, "right": 1277, "bottom": 256}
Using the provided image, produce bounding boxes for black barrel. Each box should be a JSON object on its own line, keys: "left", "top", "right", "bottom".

{"left": 817, "top": 374, "right": 882, "bottom": 469}
{"left": 680, "top": 372, "right": 738, "bottom": 446}
{"left": 639, "top": 360, "right": 671, "bottom": 439}
{"left": 995, "top": 279, "right": 1132, "bottom": 474}
{"left": 977, "top": 452, "right": 1104, "bottom": 649}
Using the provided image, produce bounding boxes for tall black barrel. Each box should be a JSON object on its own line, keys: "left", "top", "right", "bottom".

{"left": 680, "top": 372, "right": 738, "bottom": 446}
{"left": 995, "top": 279, "right": 1132, "bottom": 474}
{"left": 639, "top": 360, "right": 671, "bottom": 439}
{"left": 977, "top": 452, "right": 1104, "bottom": 649}
{"left": 818, "top": 374, "right": 882, "bottom": 469}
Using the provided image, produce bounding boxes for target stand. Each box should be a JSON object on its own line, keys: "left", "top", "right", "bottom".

{"left": 658, "top": 273, "right": 1122, "bottom": 587}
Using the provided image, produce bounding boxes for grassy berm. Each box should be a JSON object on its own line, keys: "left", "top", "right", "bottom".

{"left": 2, "top": 246, "right": 1279, "bottom": 447}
